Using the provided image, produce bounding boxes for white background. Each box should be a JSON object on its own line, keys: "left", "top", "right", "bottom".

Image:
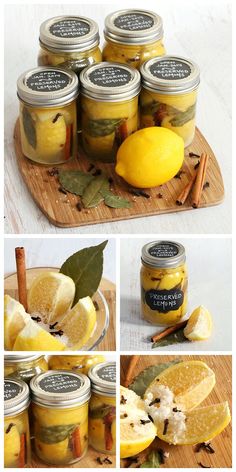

{"left": 4, "top": 0, "right": 232, "bottom": 234}
{"left": 120, "top": 237, "right": 232, "bottom": 351}
{"left": 4, "top": 237, "right": 116, "bottom": 283}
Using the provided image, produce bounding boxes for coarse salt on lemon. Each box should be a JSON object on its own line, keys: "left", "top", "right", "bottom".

{"left": 13, "top": 319, "right": 65, "bottom": 351}
{"left": 59, "top": 296, "right": 96, "bottom": 350}
{"left": 4, "top": 294, "right": 31, "bottom": 350}
{"left": 184, "top": 305, "right": 213, "bottom": 341}
{"left": 120, "top": 404, "right": 156, "bottom": 458}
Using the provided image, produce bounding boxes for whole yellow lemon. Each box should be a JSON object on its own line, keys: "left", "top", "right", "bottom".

{"left": 115, "top": 127, "right": 184, "bottom": 188}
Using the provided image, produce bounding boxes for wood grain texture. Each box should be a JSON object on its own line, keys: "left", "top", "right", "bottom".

{"left": 30, "top": 447, "right": 115, "bottom": 468}
{"left": 13, "top": 120, "right": 224, "bottom": 228}
{"left": 5, "top": 269, "right": 116, "bottom": 351}
{"left": 120, "top": 355, "right": 232, "bottom": 468}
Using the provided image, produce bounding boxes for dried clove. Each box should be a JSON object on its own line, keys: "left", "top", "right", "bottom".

{"left": 149, "top": 398, "right": 161, "bottom": 406}
{"left": 47, "top": 167, "right": 59, "bottom": 176}
{"left": 6, "top": 423, "right": 15, "bottom": 434}
{"left": 31, "top": 316, "right": 41, "bottom": 322}
{"left": 58, "top": 186, "right": 67, "bottom": 195}
{"left": 93, "top": 301, "right": 99, "bottom": 311}
{"left": 140, "top": 419, "right": 151, "bottom": 425}
{"left": 104, "top": 457, "right": 112, "bottom": 464}
{"left": 189, "top": 152, "right": 200, "bottom": 158}
{"left": 52, "top": 113, "right": 62, "bottom": 123}
{"left": 157, "top": 192, "right": 163, "bottom": 199}
{"left": 195, "top": 442, "right": 215, "bottom": 454}
{"left": 49, "top": 322, "right": 58, "bottom": 330}
{"left": 50, "top": 329, "right": 64, "bottom": 337}
{"left": 120, "top": 395, "right": 127, "bottom": 405}
{"left": 76, "top": 202, "right": 82, "bottom": 212}
{"left": 163, "top": 419, "right": 169, "bottom": 435}
{"left": 96, "top": 457, "right": 103, "bottom": 465}
{"left": 198, "top": 462, "right": 211, "bottom": 468}
{"left": 203, "top": 181, "right": 210, "bottom": 190}
{"left": 130, "top": 189, "right": 150, "bottom": 198}
{"left": 174, "top": 170, "right": 185, "bottom": 179}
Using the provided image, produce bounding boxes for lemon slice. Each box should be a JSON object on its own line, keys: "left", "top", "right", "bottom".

{"left": 13, "top": 319, "right": 65, "bottom": 351}
{"left": 120, "top": 405, "right": 156, "bottom": 458}
{"left": 4, "top": 295, "right": 31, "bottom": 350}
{"left": 59, "top": 297, "right": 96, "bottom": 349}
{"left": 155, "top": 402, "right": 231, "bottom": 445}
{"left": 184, "top": 306, "right": 213, "bottom": 341}
{"left": 145, "top": 361, "right": 215, "bottom": 411}
{"left": 28, "top": 272, "right": 75, "bottom": 324}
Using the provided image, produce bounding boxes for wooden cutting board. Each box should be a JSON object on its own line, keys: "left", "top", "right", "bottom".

{"left": 30, "top": 447, "right": 115, "bottom": 468}
{"left": 14, "top": 120, "right": 224, "bottom": 228}
{"left": 4, "top": 268, "right": 116, "bottom": 351}
{"left": 120, "top": 355, "right": 232, "bottom": 468}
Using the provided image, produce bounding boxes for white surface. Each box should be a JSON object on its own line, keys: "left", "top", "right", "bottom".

{"left": 4, "top": 237, "right": 116, "bottom": 283}
{"left": 120, "top": 237, "right": 232, "bottom": 351}
{"left": 4, "top": 0, "right": 231, "bottom": 234}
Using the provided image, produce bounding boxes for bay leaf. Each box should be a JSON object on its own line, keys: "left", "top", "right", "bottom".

{"left": 89, "top": 405, "right": 114, "bottom": 419}
{"left": 60, "top": 240, "right": 108, "bottom": 305}
{"left": 104, "top": 193, "right": 131, "bottom": 209}
{"left": 140, "top": 450, "right": 161, "bottom": 468}
{"left": 87, "top": 118, "right": 123, "bottom": 137}
{"left": 22, "top": 107, "right": 36, "bottom": 149}
{"left": 170, "top": 104, "right": 196, "bottom": 126}
{"left": 38, "top": 424, "right": 76, "bottom": 444}
{"left": 152, "top": 327, "right": 190, "bottom": 349}
{"left": 129, "top": 360, "right": 181, "bottom": 397}
{"left": 82, "top": 175, "right": 109, "bottom": 208}
{"left": 58, "top": 170, "right": 94, "bottom": 196}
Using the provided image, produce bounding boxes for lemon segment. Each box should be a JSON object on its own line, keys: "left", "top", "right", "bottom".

{"left": 120, "top": 405, "right": 156, "bottom": 459}
{"left": 145, "top": 361, "right": 215, "bottom": 411}
{"left": 4, "top": 423, "right": 21, "bottom": 467}
{"left": 28, "top": 272, "right": 75, "bottom": 324}
{"left": 35, "top": 437, "right": 69, "bottom": 463}
{"left": 184, "top": 305, "right": 213, "bottom": 341}
{"left": 13, "top": 319, "right": 65, "bottom": 351}
{"left": 59, "top": 297, "right": 96, "bottom": 350}
{"left": 4, "top": 295, "right": 31, "bottom": 350}
{"left": 120, "top": 386, "right": 144, "bottom": 410}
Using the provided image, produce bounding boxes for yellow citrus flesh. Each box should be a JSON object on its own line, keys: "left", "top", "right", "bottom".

{"left": 4, "top": 294, "right": 31, "bottom": 350}
{"left": 120, "top": 405, "right": 156, "bottom": 459}
{"left": 35, "top": 437, "right": 69, "bottom": 463}
{"left": 115, "top": 127, "right": 184, "bottom": 188}
{"left": 27, "top": 271, "right": 75, "bottom": 324}
{"left": 155, "top": 402, "right": 231, "bottom": 445}
{"left": 4, "top": 423, "right": 21, "bottom": 467}
{"left": 13, "top": 319, "right": 65, "bottom": 351}
{"left": 184, "top": 305, "right": 213, "bottom": 341}
{"left": 36, "top": 115, "right": 67, "bottom": 158}
{"left": 59, "top": 296, "right": 96, "bottom": 349}
{"left": 145, "top": 361, "right": 215, "bottom": 411}
{"left": 120, "top": 386, "right": 145, "bottom": 410}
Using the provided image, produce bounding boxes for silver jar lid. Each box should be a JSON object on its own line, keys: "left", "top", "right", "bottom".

{"left": 5, "top": 355, "right": 44, "bottom": 363}
{"left": 17, "top": 66, "right": 79, "bottom": 107}
{"left": 39, "top": 15, "right": 100, "bottom": 52}
{"left": 30, "top": 370, "right": 91, "bottom": 408}
{"left": 142, "top": 241, "right": 186, "bottom": 269}
{"left": 80, "top": 61, "right": 141, "bottom": 101}
{"left": 4, "top": 378, "right": 30, "bottom": 416}
{"left": 104, "top": 9, "right": 164, "bottom": 45}
{"left": 88, "top": 362, "right": 116, "bottom": 396}
{"left": 140, "top": 56, "right": 200, "bottom": 94}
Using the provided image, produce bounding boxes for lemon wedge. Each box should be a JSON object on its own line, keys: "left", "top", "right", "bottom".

{"left": 4, "top": 423, "right": 21, "bottom": 467}
{"left": 4, "top": 295, "right": 31, "bottom": 350}
{"left": 120, "top": 386, "right": 144, "bottom": 410}
{"left": 120, "top": 404, "right": 156, "bottom": 458}
{"left": 13, "top": 319, "right": 65, "bottom": 351}
{"left": 145, "top": 361, "right": 215, "bottom": 411}
{"left": 59, "top": 296, "right": 96, "bottom": 349}
{"left": 184, "top": 305, "right": 213, "bottom": 341}
{"left": 28, "top": 272, "right": 75, "bottom": 324}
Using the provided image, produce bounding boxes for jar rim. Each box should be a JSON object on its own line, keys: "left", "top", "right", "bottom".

{"left": 88, "top": 362, "right": 116, "bottom": 397}
{"left": 39, "top": 15, "right": 100, "bottom": 52}
{"left": 5, "top": 355, "right": 45, "bottom": 363}
{"left": 141, "top": 240, "right": 186, "bottom": 268}
{"left": 140, "top": 55, "right": 200, "bottom": 94}
{"left": 104, "top": 9, "right": 164, "bottom": 45}
{"left": 4, "top": 378, "right": 30, "bottom": 416}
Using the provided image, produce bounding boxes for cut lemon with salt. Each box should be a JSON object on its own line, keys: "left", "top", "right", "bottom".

{"left": 28, "top": 272, "right": 75, "bottom": 324}
{"left": 59, "top": 296, "right": 96, "bottom": 349}
{"left": 120, "top": 404, "right": 156, "bottom": 458}
{"left": 120, "top": 386, "right": 144, "bottom": 410}
{"left": 4, "top": 294, "right": 31, "bottom": 350}
{"left": 155, "top": 401, "right": 231, "bottom": 445}
{"left": 184, "top": 305, "right": 213, "bottom": 341}
{"left": 145, "top": 361, "right": 215, "bottom": 411}
{"left": 13, "top": 319, "right": 65, "bottom": 351}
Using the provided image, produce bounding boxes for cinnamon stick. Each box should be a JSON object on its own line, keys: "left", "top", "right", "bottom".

{"left": 192, "top": 152, "right": 209, "bottom": 208}
{"left": 124, "top": 355, "right": 140, "bottom": 387}
{"left": 151, "top": 320, "right": 188, "bottom": 343}
{"left": 176, "top": 172, "right": 197, "bottom": 205}
{"left": 15, "top": 247, "right": 28, "bottom": 311}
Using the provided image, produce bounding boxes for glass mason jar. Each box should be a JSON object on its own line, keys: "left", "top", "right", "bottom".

{"left": 48, "top": 355, "right": 106, "bottom": 374}
{"left": 4, "top": 355, "right": 48, "bottom": 383}
{"left": 140, "top": 241, "right": 188, "bottom": 326}
{"left": 4, "top": 378, "right": 31, "bottom": 468}
{"left": 102, "top": 9, "right": 165, "bottom": 69}
{"left": 88, "top": 362, "right": 116, "bottom": 454}
{"left": 30, "top": 370, "right": 90, "bottom": 466}
{"left": 38, "top": 16, "right": 102, "bottom": 76}
{"left": 80, "top": 62, "right": 141, "bottom": 162}
{"left": 140, "top": 56, "right": 200, "bottom": 147}
{"left": 17, "top": 66, "right": 78, "bottom": 164}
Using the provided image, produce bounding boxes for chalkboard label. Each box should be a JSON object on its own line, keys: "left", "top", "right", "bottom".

{"left": 97, "top": 364, "right": 116, "bottom": 383}
{"left": 26, "top": 70, "right": 70, "bottom": 92}
{"left": 89, "top": 66, "right": 132, "bottom": 88}
{"left": 145, "top": 289, "right": 184, "bottom": 312}
{"left": 39, "top": 373, "right": 82, "bottom": 393}
{"left": 148, "top": 243, "right": 178, "bottom": 259}
{"left": 150, "top": 59, "right": 191, "bottom": 80}
{"left": 114, "top": 13, "right": 154, "bottom": 31}
{"left": 4, "top": 381, "right": 22, "bottom": 401}
{"left": 50, "top": 19, "right": 90, "bottom": 38}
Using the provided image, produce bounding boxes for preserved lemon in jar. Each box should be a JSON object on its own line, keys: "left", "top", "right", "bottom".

{"left": 141, "top": 241, "right": 188, "bottom": 326}
{"left": 88, "top": 362, "right": 116, "bottom": 454}
{"left": 38, "top": 16, "right": 102, "bottom": 76}
{"left": 30, "top": 370, "right": 91, "bottom": 465}
{"left": 4, "top": 378, "right": 31, "bottom": 468}
{"left": 140, "top": 56, "right": 200, "bottom": 147}
{"left": 103, "top": 9, "right": 165, "bottom": 69}
{"left": 80, "top": 62, "right": 140, "bottom": 162}
{"left": 48, "top": 355, "right": 105, "bottom": 374}
{"left": 4, "top": 355, "right": 48, "bottom": 383}
{"left": 17, "top": 67, "right": 78, "bottom": 164}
